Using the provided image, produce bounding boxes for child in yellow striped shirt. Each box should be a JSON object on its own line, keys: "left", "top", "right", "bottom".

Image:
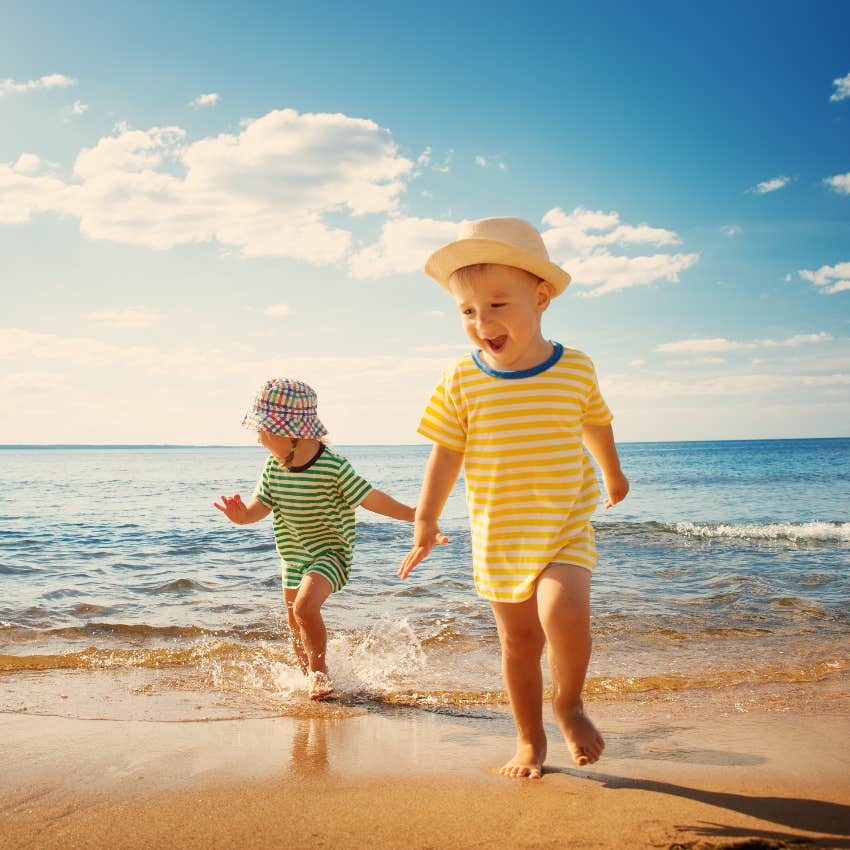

{"left": 399, "top": 217, "right": 629, "bottom": 778}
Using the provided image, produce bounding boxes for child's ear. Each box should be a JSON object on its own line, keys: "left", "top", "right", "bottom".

{"left": 536, "top": 280, "right": 553, "bottom": 311}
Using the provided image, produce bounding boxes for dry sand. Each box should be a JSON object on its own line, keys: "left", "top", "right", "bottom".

{"left": 1, "top": 705, "right": 848, "bottom": 849}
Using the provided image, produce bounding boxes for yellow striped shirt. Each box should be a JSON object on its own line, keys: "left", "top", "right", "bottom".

{"left": 418, "top": 343, "right": 612, "bottom": 602}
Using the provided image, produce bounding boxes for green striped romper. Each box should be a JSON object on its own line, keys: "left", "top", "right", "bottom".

{"left": 253, "top": 445, "right": 373, "bottom": 592}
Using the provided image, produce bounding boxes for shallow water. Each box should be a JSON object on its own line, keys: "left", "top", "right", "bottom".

{"left": 1, "top": 439, "right": 848, "bottom": 720}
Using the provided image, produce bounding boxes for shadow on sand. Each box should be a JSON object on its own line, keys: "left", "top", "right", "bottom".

{"left": 545, "top": 767, "right": 850, "bottom": 846}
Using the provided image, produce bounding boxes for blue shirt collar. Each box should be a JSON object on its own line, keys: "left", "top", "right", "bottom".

{"left": 471, "top": 341, "right": 564, "bottom": 379}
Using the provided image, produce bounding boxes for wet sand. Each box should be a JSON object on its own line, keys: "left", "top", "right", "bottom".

{"left": 1, "top": 705, "right": 848, "bottom": 849}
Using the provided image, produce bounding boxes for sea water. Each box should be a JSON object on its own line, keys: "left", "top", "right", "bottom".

{"left": 1, "top": 439, "right": 847, "bottom": 721}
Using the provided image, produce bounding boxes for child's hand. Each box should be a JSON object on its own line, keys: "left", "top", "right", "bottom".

{"left": 398, "top": 519, "right": 448, "bottom": 579}
{"left": 603, "top": 471, "right": 629, "bottom": 509}
{"left": 214, "top": 493, "right": 250, "bottom": 524}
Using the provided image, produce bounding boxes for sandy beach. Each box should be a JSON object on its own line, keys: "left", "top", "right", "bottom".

{"left": 2, "top": 701, "right": 848, "bottom": 850}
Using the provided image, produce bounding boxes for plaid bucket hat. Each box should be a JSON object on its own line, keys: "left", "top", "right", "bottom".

{"left": 242, "top": 378, "right": 328, "bottom": 439}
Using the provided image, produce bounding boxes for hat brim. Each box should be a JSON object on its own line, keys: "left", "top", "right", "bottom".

{"left": 425, "top": 238, "right": 571, "bottom": 296}
{"left": 242, "top": 410, "right": 328, "bottom": 439}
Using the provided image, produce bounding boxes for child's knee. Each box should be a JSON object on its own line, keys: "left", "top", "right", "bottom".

{"left": 293, "top": 594, "right": 321, "bottom": 623}
{"left": 498, "top": 625, "right": 545, "bottom": 658}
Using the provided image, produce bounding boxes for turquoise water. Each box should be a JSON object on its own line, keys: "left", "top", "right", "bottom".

{"left": 1, "top": 439, "right": 847, "bottom": 720}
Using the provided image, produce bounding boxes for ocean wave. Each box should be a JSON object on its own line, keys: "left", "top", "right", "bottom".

{"left": 667, "top": 521, "right": 850, "bottom": 542}
{"left": 145, "top": 578, "right": 217, "bottom": 594}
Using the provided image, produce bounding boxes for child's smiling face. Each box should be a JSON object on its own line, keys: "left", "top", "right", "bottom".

{"left": 448, "top": 264, "right": 553, "bottom": 372}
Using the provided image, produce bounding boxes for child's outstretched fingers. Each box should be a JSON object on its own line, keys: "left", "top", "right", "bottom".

{"left": 398, "top": 531, "right": 448, "bottom": 578}
{"left": 214, "top": 494, "right": 247, "bottom": 521}
{"left": 398, "top": 546, "right": 425, "bottom": 579}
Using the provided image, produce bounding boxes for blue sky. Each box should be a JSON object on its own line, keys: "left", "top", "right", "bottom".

{"left": 1, "top": 1, "right": 848, "bottom": 444}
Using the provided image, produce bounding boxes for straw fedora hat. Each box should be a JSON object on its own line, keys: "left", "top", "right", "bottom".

{"left": 425, "top": 216, "right": 571, "bottom": 296}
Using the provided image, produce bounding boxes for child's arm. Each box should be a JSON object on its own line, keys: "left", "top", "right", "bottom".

{"left": 582, "top": 423, "right": 629, "bottom": 509}
{"left": 213, "top": 494, "right": 272, "bottom": 524}
{"left": 360, "top": 490, "right": 416, "bottom": 522}
{"left": 398, "top": 444, "right": 463, "bottom": 578}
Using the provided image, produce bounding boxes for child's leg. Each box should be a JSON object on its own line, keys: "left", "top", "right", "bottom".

{"left": 283, "top": 587, "right": 309, "bottom": 674}
{"left": 536, "top": 563, "right": 605, "bottom": 766}
{"left": 489, "top": 596, "right": 547, "bottom": 779}
{"left": 293, "top": 573, "right": 334, "bottom": 698}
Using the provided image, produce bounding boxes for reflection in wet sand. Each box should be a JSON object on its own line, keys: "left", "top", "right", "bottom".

{"left": 290, "top": 718, "right": 329, "bottom": 776}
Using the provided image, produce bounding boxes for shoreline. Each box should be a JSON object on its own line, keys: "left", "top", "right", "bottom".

{"left": 2, "top": 705, "right": 848, "bottom": 849}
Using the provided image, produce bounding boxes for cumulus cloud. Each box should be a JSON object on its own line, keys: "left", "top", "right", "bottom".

{"left": 541, "top": 206, "right": 698, "bottom": 296}
{"left": 1, "top": 109, "right": 416, "bottom": 262}
{"left": 721, "top": 225, "right": 742, "bottom": 236}
{"left": 0, "top": 159, "right": 68, "bottom": 223}
{"left": 353, "top": 206, "right": 698, "bottom": 294}
{"left": 349, "top": 216, "right": 458, "bottom": 278}
{"left": 799, "top": 262, "right": 850, "bottom": 295}
{"left": 190, "top": 92, "right": 220, "bottom": 108}
{"left": 829, "top": 72, "right": 850, "bottom": 102}
{"left": 750, "top": 176, "right": 791, "bottom": 194}
{"left": 0, "top": 74, "right": 76, "bottom": 95}
{"left": 824, "top": 172, "right": 850, "bottom": 194}
{"left": 656, "top": 332, "right": 833, "bottom": 353}
{"left": 12, "top": 153, "right": 55, "bottom": 175}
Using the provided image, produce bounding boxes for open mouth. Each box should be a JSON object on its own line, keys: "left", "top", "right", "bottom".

{"left": 485, "top": 335, "right": 507, "bottom": 354}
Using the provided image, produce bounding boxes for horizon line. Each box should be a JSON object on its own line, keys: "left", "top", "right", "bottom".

{"left": 0, "top": 436, "right": 848, "bottom": 449}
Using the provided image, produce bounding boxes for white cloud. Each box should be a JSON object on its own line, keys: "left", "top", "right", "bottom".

{"left": 656, "top": 332, "right": 833, "bottom": 353}
{"left": 263, "top": 303, "right": 291, "bottom": 317}
{"left": 1, "top": 109, "right": 416, "bottom": 262}
{"left": 190, "top": 92, "right": 220, "bottom": 108}
{"left": 829, "top": 72, "right": 850, "bottom": 102}
{"left": 474, "top": 154, "right": 507, "bottom": 170}
{"left": 824, "top": 172, "right": 850, "bottom": 194}
{"left": 0, "top": 74, "right": 76, "bottom": 96}
{"left": 799, "top": 262, "right": 850, "bottom": 295}
{"left": 668, "top": 357, "right": 727, "bottom": 365}
{"left": 0, "top": 161, "right": 68, "bottom": 223}
{"left": 541, "top": 206, "right": 697, "bottom": 296}
{"left": 348, "top": 216, "right": 458, "bottom": 278}
{"left": 751, "top": 176, "right": 791, "bottom": 194}
{"left": 63, "top": 100, "right": 89, "bottom": 120}
{"left": 12, "top": 153, "right": 53, "bottom": 175}
{"left": 86, "top": 308, "right": 159, "bottom": 329}
{"left": 721, "top": 225, "right": 742, "bottom": 236}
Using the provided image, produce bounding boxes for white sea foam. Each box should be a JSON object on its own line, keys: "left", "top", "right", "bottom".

{"left": 672, "top": 521, "right": 850, "bottom": 542}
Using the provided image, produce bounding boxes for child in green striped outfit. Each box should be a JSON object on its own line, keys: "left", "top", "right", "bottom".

{"left": 215, "top": 377, "right": 417, "bottom": 700}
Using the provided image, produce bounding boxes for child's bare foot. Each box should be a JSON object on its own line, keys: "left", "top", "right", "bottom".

{"left": 498, "top": 737, "right": 547, "bottom": 780}
{"left": 556, "top": 700, "right": 604, "bottom": 766}
{"left": 308, "top": 670, "right": 334, "bottom": 701}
